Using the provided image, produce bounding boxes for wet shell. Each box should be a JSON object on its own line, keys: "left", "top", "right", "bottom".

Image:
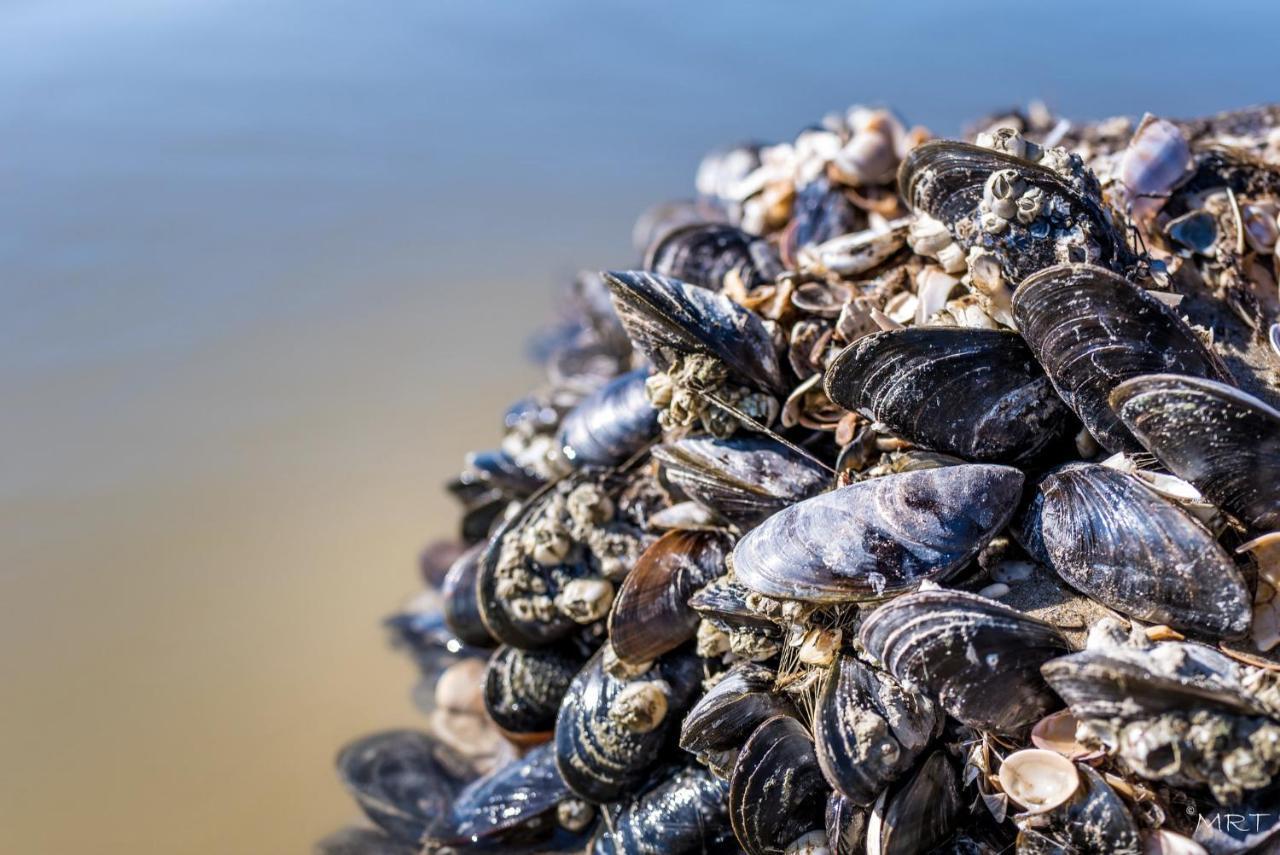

{"left": 441, "top": 544, "right": 497, "bottom": 648}
{"left": 1027, "top": 463, "right": 1251, "bottom": 638}
{"left": 603, "top": 270, "right": 786, "bottom": 394}
{"left": 335, "top": 730, "right": 476, "bottom": 844}
{"left": 1112, "top": 374, "right": 1280, "bottom": 533}
{"left": 554, "top": 646, "right": 702, "bottom": 803}
{"left": 825, "top": 792, "right": 867, "bottom": 855}
{"left": 590, "top": 765, "right": 734, "bottom": 854}
{"left": 728, "top": 715, "right": 828, "bottom": 855}
{"left": 859, "top": 588, "right": 1070, "bottom": 735}
{"left": 814, "top": 652, "right": 939, "bottom": 806}
{"left": 899, "top": 140, "right": 1130, "bottom": 282}
{"left": 1015, "top": 766, "right": 1140, "bottom": 855}
{"left": 439, "top": 742, "right": 571, "bottom": 848}
{"left": 824, "top": 327, "right": 1074, "bottom": 463}
{"left": 643, "top": 221, "right": 780, "bottom": 291}
{"left": 731, "top": 464, "right": 1024, "bottom": 603}
{"left": 483, "top": 644, "right": 584, "bottom": 738}
{"left": 866, "top": 750, "right": 960, "bottom": 855}
{"left": 652, "top": 435, "right": 830, "bottom": 530}
{"left": 557, "top": 369, "right": 659, "bottom": 469}
{"left": 679, "top": 663, "right": 796, "bottom": 758}
{"left": 608, "top": 529, "right": 731, "bottom": 664}
{"left": 1012, "top": 263, "right": 1232, "bottom": 453}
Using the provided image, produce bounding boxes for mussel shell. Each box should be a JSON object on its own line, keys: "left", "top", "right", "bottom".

{"left": 603, "top": 270, "right": 786, "bottom": 395}
{"left": 554, "top": 645, "right": 703, "bottom": 803}
{"left": 867, "top": 750, "right": 960, "bottom": 855}
{"left": 687, "top": 576, "right": 782, "bottom": 634}
{"left": 436, "top": 742, "right": 571, "bottom": 848}
{"left": 1012, "top": 263, "right": 1232, "bottom": 453}
{"left": 824, "top": 327, "right": 1074, "bottom": 464}
{"left": 335, "top": 730, "right": 475, "bottom": 844}
{"left": 608, "top": 529, "right": 731, "bottom": 664}
{"left": 644, "top": 221, "right": 780, "bottom": 291}
{"left": 1015, "top": 765, "right": 1140, "bottom": 855}
{"left": 1029, "top": 463, "right": 1250, "bottom": 638}
{"left": 590, "top": 765, "right": 734, "bottom": 854}
{"left": 825, "top": 792, "right": 867, "bottom": 855}
{"left": 1112, "top": 373, "right": 1280, "bottom": 533}
{"left": 860, "top": 588, "right": 1070, "bottom": 735}
{"left": 441, "top": 544, "right": 497, "bottom": 648}
{"left": 465, "top": 448, "right": 546, "bottom": 498}
{"left": 384, "top": 600, "right": 486, "bottom": 681}
{"left": 679, "top": 662, "right": 795, "bottom": 757}
{"left": 899, "top": 141, "right": 1129, "bottom": 281}
{"left": 483, "top": 644, "right": 585, "bottom": 737}
{"left": 814, "top": 652, "right": 938, "bottom": 806}
{"left": 653, "top": 435, "right": 830, "bottom": 530}
{"left": 557, "top": 368, "right": 659, "bottom": 469}
{"left": 729, "top": 715, "right": 828, "bottom": 855}
{"left": 731, "top": 464, "right": 1024, "bottom": 603}
{"left": 783, "top": 177, "right": 861, "bottom": 268}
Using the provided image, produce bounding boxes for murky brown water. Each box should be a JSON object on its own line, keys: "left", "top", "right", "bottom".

{"left": 2, "top": 2, "right": 1276, "bottom": 852}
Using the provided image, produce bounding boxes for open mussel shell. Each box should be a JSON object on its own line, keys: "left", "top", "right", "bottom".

{"left": 483, "top": 643, "right": 585, "bottom": 739}
{"left": 1112, "top": 373, "right": 1280, "bottom": 533}
{"left": 590, "top": 764, "right": 734, "bottom": 854}
{"left": 603, "top": 270, "right": 786, "bottom": 395}
{"left": 1027, "top": 463, "right": 1251, "bottom": 638}
{"left": 554, "top": 645, "right": 703, "bottom": 803}
{"left": 732, "top": 464, "right": 1023, "bottom": 603}
{"left": 679, "top": 663, "right": 795, "bottom": 764}
{"left": 899, "top": 140, "right": 1129, "bottom": 281}
{"left": 1012, "top": 263, "right": 1232, "bottom": 453}
{"left": 814, "top": 652, "right": 939, "bottom": 806}
{"left": 652, "top": 435, "right": 829, "bottom": 530}
{"left": 441, "top": 544, "right": 497, "bottom": 648}
{"left": 643, "top": 221, "right": 780, "bottom": 291}
{"left": 866, "top": 750, "right": 960, "bottom": 855}
{"left": 335, "top": 730, "right": 476, "bottom": 844}
{"left": 608, "top": 529, "right": 730, "bottom": 664}
{"left": 1015, "top": 765, "right": 1140, "bottom": 855}
{"left": 729, "top": 715, "right": 828, "bottom": 855}
{"left": 556, "top": 368, "right": 659, "bottom": 469}
{"left": 860, "top": 588, "right": 1070, "bottom": 735}
{"left": 825, "top": 327, "right": 1074, "bottom": 464}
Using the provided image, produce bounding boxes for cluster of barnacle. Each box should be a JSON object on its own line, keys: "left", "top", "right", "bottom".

{"left": 319, "top": 103, "right": 1280, "bottom": 855}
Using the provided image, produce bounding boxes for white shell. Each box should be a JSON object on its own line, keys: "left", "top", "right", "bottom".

{"left": 1144, "top": 828, "right": 1209, "bottom": 855}
{"left": 998, "top": 748, "right": 1079, "bottom": 814}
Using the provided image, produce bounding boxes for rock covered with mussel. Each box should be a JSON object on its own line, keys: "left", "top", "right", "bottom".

{"left": 324, "top": 101, "right": 1280, "bottom": 854}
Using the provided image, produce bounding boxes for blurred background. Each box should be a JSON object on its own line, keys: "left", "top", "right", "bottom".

{"left": 1, "top": 1, "right": 1277, "bottom": 852}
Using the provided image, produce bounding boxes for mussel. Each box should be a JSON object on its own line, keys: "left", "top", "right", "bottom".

{"left": 729, "top": 715, "right": 828, "bottom": 855}
{"left": 1012, "top": 263, "right": 1232, "bottom": 452}
{"left": 731, "top": 464, "right": 1024, "bottom": 603}
{"left": 679, "top": 662, "right": 796, "bottom": 775}
{"left": 590, "top": 765, "right": 734, "bottom": 854}
{"left": 860, "top": 588, "right": 1070, "bottom": 735}
{"left": 824, "top": 326, "right": 1074, "bottom": 463}
{"left": 1014, "top": 765, "right": 1140, "bottom": 854}
{"left": 441, "top": 544, "right": 497, "bottom": 648}
{"left": 865, "top": 750, "right": 961, "bottom": 855}
{"left": 557, "top": 368, "right": 660, "bottom": 469}
{"left": 1025, "top": 463, "right": 1251, "bottom": 638}
{"left": 1112, "top": 373, "right": 1280, "bottom": 532}
{"left": 483, "top": 643, "right": 585, "bottom": 739}
{"left": 644, "top": 221, "right": 780, "bottom": 291}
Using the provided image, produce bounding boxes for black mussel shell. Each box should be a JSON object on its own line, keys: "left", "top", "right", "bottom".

{"left": 1113, "top": 373, "right": 1280, "bottom": 533}
{"left": 679, "top": 663, "right": 795, "bottom": 760}
{"left": 315, "top": 827, "right": 419, "bottom": 855}
{"left": 867, "top": 750, "right": 961, "bottom": 855}
{"left": 899, "top": 141, "right": 1131, "bottom": 281}
{"left": 824, "top": 327, "right": 1074, "bottom": 464}
{"left": 1192, "top": 785, "right": 1280, "bottom": 854}
{"left": 825, "top": 792, "right": 866, "bottom": 855}
{"left": 554, "top": 645, "right": 703, "bottom": 803}
{"left": 782, "top": 177, "right": 861, "bottom": 269}
{"left": 1015, "top": 766, "right": 1140, "bottom": 855}
{"left": 731, "top": 464, "right": 1023, "bottom": 603}
{"left": 590, "top": 764, "right": 734, "bottom": 854}
{"left": 729, "top": 715, "right": 828, "bottom": 855}
{"left": 432, "top": 742, "right": 572, "bottom": 850}
{"left": 557, "top": 368, "right": 659, "bottom": 469}
{"left": 1028, "top": 463, "right": 1250, "bottom": 638}
{"left": 814, "top": 652, "right": 938, "bottom": 806}
{"left": 1012, "top": 263, "right": 1232, "bottom": 453}
{"left": 446, "top": 475, "right": 508, "bottom": 543}
{"left": 335, "top": 730, "right": 476, "bottom": 844}
{"left": 465, "top": 448, "right": 546, "bottom": 498}
{"left": 644, "top": 221, "right": 780, "bottom": 291}
{"left": 687, "top": 576, "right": 782, "bottom": 634}
{"left": 652, "top": 435, "right": 830, "bottom": 530}
{"left": 384, "top": 602, "right": 485, "bottom": 681}
{"left": 419, "top": 539, "right": 468, "bottom": 589}
{"left": 441, "top": 544, "right": 497, "bottom": 648}
{"left": 860, "top": 588, "right": 1070, "bottom": 735}
{"left": 483, "top": 643, "right": 585, "bottom": 738}
{"left": 603, "top": 270, "right": 786, "bottom": 395}
{"left": 608, "top": 529, "right": 730, "bottom": 664}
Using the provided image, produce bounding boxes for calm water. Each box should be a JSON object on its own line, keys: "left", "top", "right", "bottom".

{"left": 1, "top": 2, "right": 1277, "bottom": 852}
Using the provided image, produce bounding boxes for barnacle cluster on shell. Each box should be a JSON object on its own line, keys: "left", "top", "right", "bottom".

{"left": 324, "top": 101, "right": 1280, "bottom": 855}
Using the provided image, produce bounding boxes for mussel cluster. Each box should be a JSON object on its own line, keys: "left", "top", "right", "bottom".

{"left": 321, "top": 103, "right": 1280, "bottom": 855}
